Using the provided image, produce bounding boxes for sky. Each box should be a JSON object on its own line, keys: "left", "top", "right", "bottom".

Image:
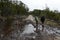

{"left": 18, "top": 0, "right": 60, "bottom": 11}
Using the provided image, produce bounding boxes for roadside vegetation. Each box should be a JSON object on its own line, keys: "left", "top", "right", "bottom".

{"left": 0, "top": 0, "right": 60, "bottom": 22}
{"left": 0, "top": 0, "right": 60, "bottom": 29}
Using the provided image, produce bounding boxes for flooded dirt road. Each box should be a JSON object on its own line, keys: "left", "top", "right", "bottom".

{"left": 20, "top": 24, "right": 60, "bottom": 40}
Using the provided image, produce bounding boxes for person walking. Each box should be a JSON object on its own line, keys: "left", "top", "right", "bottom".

{"left": 35, "top": 16, "right": 39, "bottom": 33}
{"left": 40, "top": 16, "right": 45, "bottom": 31}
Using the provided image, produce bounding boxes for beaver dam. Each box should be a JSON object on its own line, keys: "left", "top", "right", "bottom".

{"left": 0, "top": 15, "right": 60, "bottom": 40}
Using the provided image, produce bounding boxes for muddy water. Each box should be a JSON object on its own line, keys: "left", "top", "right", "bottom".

{"left": 1, "top": 24, "right": 60, "bottom": 40}
{"left": 20, "top": 24, "right": 60, "bottom": 40}
{"left": 22, "top": 24, "right": 60, "bottom": 35}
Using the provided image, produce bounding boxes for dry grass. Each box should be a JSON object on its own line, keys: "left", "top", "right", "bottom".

{"left": 45, "top": 19, "right": 60, "bottom": 27}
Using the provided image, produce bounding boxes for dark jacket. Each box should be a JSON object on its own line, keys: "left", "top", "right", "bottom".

{"left": 41, "top": 16, "right": 45, "bottom": 24}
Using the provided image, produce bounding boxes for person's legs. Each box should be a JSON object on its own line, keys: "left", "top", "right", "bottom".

{"left": 41, "top": 21, "right": 44, "bottom": 32}
{"left": 42, "top": 24, "right": 44, "bottom": 31}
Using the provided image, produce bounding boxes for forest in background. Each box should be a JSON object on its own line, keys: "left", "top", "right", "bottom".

{"left": 0, "top": 0, "right": 60, "bottom": 27}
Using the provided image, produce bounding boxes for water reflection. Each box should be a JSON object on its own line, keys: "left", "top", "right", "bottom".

{"left": 22, "top": 24, "right": 36, "bottom": 34}
{"left": 22, "top": 24, "right": 60, "bottom": 36}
